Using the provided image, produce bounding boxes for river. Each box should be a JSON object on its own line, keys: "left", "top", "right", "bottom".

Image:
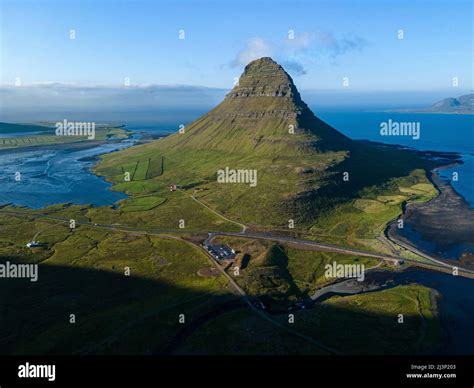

{"left": 311, "top": 268, "right": 474, "bottom": 354}
{"left": 0, "top": 137, "right": 137, "bottom": 208}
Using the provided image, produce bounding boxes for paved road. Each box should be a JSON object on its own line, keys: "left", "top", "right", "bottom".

{"left": 197, "top": 243, "right": 341, "bottom": 355}
{"left": 3, "top": 209, "right": 473, "bottom": 276}
{"left": 0, "top": 209, "right": 339, "bottom": 354}
{"left": 205, "top": 231, "right": 474, "bottom": 276}
{"left": 384, "top": 219, "right": 473, "bottom": 273}
{"left": 3, "top": 208, "right": 473, "bottom": 354}
{"left": 0, "top": 209, "right": 343, "bottom": 353}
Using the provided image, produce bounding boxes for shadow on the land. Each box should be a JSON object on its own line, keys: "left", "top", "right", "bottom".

{"left": 288, "top": 138, "right": 456, "bottom": 219}
{"left": 0, "top": 255, "right": 451, "bottom": 356}
{"left": 166, "top": 296, "right": 444, "bottom": 356}
{"left": 0, "top": 255, "right": 234, "bottom": 355}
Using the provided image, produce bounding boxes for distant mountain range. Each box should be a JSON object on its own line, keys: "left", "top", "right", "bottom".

{"left": 396, "top": 93, "right": 473, "bottom": 114}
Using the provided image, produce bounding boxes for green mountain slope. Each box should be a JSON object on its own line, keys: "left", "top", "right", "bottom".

{"left": 97, "top": 57, "right": 435, "bottom": 228}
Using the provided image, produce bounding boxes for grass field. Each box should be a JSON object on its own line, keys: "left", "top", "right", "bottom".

{"left": 169, "top": 284, "right": 439, "bottom": 355}
{"left": 0, "top": 55, "right": 451, "bottom": 356}
{"left": 0, "top": 112, "right": 445, "bottom": 354}
{"left": 0, "top": 212, "right": 232, "bottom": 354}
{"left": 120, "top": 196, "right": 166, "bottom": 212}
{"left": 109, "top": 155, "right": 164, "bottom": 182}
{"left": 284, "top": 284, "right": 440, "bottom": 354}
{"left": 171, "top": 306, "right": 329, "bottom": 355}
{"left": 212, "top": 236, "right": 381, "bottom": 307}
{"left": 308, "top": 168, "right": 438, "bottom": 253}
{"left": 0, "top": 205, "right": 441, "bottom": 354}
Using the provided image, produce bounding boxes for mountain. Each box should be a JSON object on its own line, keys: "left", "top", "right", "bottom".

{"left": 159, "top": 57, "right": 352, "bottom": 153}
{"left": 430, "top": 94, "right": 473, "bottom": 113}
{"left": 97, "top": 57, "right": 432, "bottom": 227}
{"left": 398, "top": 93, "right": 473, "bottom": 114}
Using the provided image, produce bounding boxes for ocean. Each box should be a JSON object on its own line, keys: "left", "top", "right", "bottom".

{"left": 0, "top": 140, "right": 134, "bottom": 208}
{"left": 317, "top": 111, "right": 474, "bottom": 207}
{"left": 0, "top": 111, "right": 472, "bottom": 208}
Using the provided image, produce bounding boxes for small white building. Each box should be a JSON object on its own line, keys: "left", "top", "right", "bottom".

{"left": 26, "top": 241, "right": 42, "bottom": 248}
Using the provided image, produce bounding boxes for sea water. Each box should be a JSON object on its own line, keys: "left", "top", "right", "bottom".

{"left": 317, "top": 111, "right": 474, "bottom": 207}
{"left": 0, "top": 138, "right": 135, "bottom": 208}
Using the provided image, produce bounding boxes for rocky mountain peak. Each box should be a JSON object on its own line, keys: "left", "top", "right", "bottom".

{"left": 225, "top": 57, "right": 304, "bottom": 105}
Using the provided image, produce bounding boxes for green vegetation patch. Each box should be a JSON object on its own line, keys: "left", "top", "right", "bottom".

{"left": 309, "top": 168, "right": 439, "bottom": 250}
{"left": 121, "top": 196, "right": 166, "bottom": 212}
{"left": 0, "top": 212, "right": 230, "bottom": 355}
{"left": 214, "top": 236, "right": 379, "bottom": 304}
{"left": 172, "top": 307, "right": 328, "bottom": 355}
{"left": 287, "top": 284, "right": 440, "bottom": 354}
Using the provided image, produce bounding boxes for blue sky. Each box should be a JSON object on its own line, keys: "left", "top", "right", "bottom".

{"left": 0, "top": 0, "right": 472, "bottom": 121}
{"left": 1, "top": 0, "right": 472, "bottom": 89}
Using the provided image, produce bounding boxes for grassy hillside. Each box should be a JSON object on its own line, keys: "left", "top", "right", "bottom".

{"left": 0, "top": 58, "right": 446, "bottom": 355}
{"left": 212, "top": 236, "right": 380, "bottom": 307}
{"left": 0, "top": 211, "right": 231, "bottom": 354}
{"left": 169, "top": 284, "right": 440, "bottom": 355}
{"left": 96, "top": 58, "right": 438, "bottom": 231}
{"left": 0, "top": 209, "right": 439, "bottom": 355}
{"left": 286, "top": 285, "right": 440, "bottom": 354}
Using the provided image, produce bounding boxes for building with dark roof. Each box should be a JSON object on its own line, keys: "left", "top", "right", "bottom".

{"left": 205, "top": 244, "right": 235, "bottom": 260}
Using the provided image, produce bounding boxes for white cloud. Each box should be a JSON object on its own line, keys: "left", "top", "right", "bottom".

{"left": 313, "top": 31, "right": 366, "bottom": 57}
{"left": 280, "top": 60, "right": 307, "bottom": 76}
{"left": 230, "top": 31, "right": 366, "bottom": 77}
{"left": 233, "top": 37, "right": 273, "bottom": 66}
{"left": 286, "top": 31, "right": 313, "bottom": 49}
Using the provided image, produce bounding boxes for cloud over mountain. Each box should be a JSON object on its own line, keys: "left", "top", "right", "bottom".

{"left": 232, "top": 37, "right": 273, "bottom": 66}
{"left": 231, "top": 31, "right": 367, "bottom": 78}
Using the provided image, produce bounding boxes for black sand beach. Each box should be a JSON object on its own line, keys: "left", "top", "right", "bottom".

{"left": 390, "top": 162, "right": 474, "bottom": 266}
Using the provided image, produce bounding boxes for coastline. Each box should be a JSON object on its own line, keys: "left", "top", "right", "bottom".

{"left": 0, "top": 138, "right": 113, "bottom": 155}
{"left": 387, "top": 157, "right": 474, "bottom": 267}
{"left": 386, "top": 110, "right": 473, "bottom": 115}
{"left": 0, "top": 134, "right": 136, "bottom": 209}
